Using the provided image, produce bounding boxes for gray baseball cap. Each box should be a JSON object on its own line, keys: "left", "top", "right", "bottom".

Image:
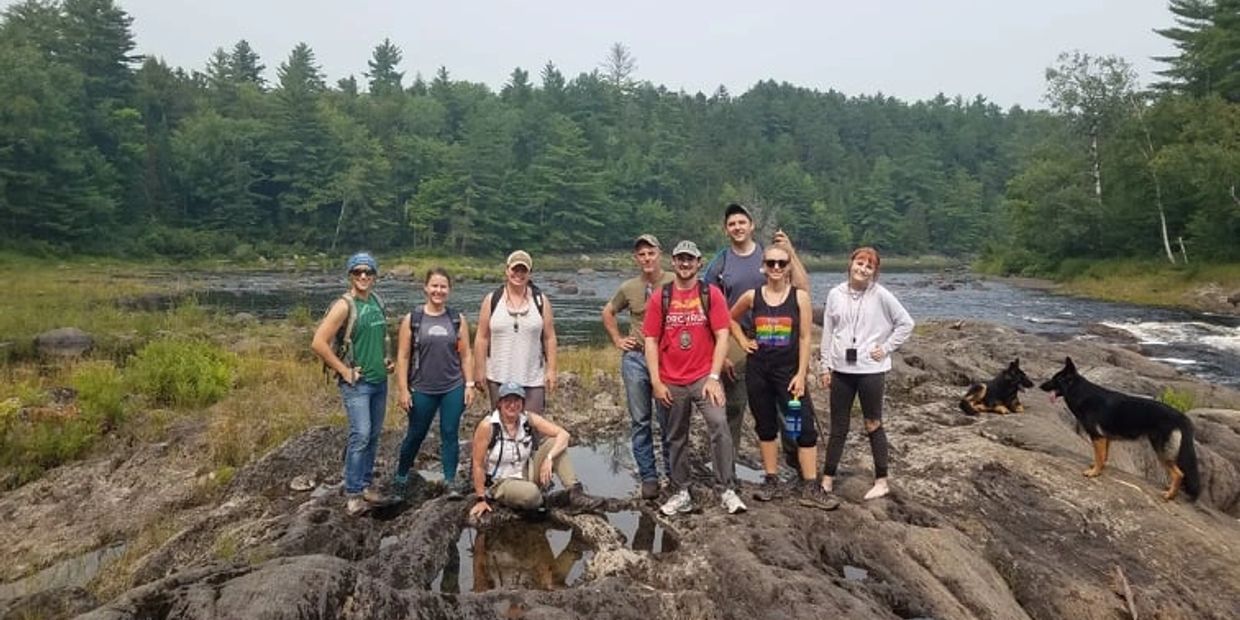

{"left": 497, "top": 382, "right": 526, "bottom": 400}
{"left": 633, "top": 234, "right": 661, "bottom": 250}
{"left": 671, "top": 240, "right": 702, "bottom": 258}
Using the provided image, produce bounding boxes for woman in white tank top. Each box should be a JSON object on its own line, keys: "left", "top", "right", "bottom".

{"left": 473, "top": 250, "right": 559, "bottom": 413}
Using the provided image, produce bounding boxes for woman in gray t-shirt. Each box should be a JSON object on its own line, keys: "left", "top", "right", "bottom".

{"left": 393, "top": 268, "right": 476, "bottom": 497}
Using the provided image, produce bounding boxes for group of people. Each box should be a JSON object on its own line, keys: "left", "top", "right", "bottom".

{"left": 312, "top": 202, "right": 914, "bottom": 519}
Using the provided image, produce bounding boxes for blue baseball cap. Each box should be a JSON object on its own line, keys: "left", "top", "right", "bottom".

{"left": 346, "top": 252, "right": 378, "bottom": 274}
{"left": 497, "top": 382, "right": 526, "bottom": 400}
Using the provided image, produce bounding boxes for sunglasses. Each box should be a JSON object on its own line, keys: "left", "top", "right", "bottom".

{"left": 350, "top": 269, "right": 376, "bottom": 277}
{"left": 763, "top": 259, "right": 790, "bottom": 269}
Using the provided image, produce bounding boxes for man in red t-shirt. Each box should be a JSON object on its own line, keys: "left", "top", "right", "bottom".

{"left": 644, "top": 240, "right": 747, "bottom": 516}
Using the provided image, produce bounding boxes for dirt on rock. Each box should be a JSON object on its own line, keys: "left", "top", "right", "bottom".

{"left": 4, "top": 320, "right": 1240, "bottom": 619}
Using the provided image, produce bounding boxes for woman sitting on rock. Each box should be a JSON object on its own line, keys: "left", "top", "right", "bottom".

{"left": 468, "top": 382, "right": 597, "bottom": 518}
{"left": 392, "top": 267, "right": 475, "bottom": 498}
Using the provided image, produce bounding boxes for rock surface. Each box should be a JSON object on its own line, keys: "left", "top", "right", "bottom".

{"left": 33, "top": 327, "right": 93, "bottom": 358}
{"left": 4, "top": 321, "right": 1240, "bottom": 619}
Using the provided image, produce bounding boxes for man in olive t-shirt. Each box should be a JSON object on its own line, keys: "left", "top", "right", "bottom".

{"left": 602, "top": 234, "right": 674, "bottom": 499}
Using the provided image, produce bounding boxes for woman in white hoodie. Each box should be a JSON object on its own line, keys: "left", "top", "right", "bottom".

{"left": 819, "top": 247, "right": 914, "bottom": 501}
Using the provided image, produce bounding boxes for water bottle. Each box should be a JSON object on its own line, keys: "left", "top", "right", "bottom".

{"left": 784, "top": 398, "right": 802, "bottom": 440}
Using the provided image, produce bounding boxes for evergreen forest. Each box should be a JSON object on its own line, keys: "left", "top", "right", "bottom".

{"left": 1, "top": 0, "right": 1237, "bottom": 269}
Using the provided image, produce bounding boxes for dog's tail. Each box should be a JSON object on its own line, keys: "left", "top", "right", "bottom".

{"left": 1177, "top": 418, "right": 1201, "bottom": 500}
{"left": 959, "top": 384, "right": 983, "bottom": 416}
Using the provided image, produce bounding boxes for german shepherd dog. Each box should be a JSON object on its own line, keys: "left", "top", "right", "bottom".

{"left": 1040, "top": 357, "right": 1201, "bottom": 501}
{"left": 959, "top": 359, "right": 1034, "bottom": 415}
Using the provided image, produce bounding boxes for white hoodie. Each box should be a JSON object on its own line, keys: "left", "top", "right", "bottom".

{"left": 819, "top": 281, "right": 914, "bottom": 374}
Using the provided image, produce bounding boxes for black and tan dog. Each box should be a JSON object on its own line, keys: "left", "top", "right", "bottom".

{"left": 959, "top": 359, "right": 1034, "bottom": 415}
{"left": 1040, "top": 357, "right": 1201, "bottom": 501}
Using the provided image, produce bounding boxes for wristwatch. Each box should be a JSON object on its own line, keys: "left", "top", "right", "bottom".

{"left": 708, "top": 373, "right": 721, "bottom": 381}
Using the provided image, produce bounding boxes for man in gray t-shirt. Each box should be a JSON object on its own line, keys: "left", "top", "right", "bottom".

{"left": 702, "top": 203, "right": 799, "bottom": 472}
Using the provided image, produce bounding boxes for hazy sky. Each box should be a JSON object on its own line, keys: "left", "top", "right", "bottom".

{"left": 8, "top": 0, "right": 1179, "bottom": 108}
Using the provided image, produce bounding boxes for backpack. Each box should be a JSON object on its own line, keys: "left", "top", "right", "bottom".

{"left": 487, "top": 283, "right": 547, "bottom": 358}
{"left": 659, "top": 281, "right": 716, "bottom": 341}
{"left": 484, "top": 416, "right": 540, "bottom": 487}
{"left": 703, "top": 241, "right": 763, "bottom": 298}
{"left": 325, "top": 292, "right": 391, "bottom": 376}
{"left": 406, "top": 306, "right": 462, "bottom": 384}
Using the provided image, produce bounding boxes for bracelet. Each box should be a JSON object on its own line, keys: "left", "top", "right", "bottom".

{"left": 465, "top": 381, "right": 476, "bottom": 388}
{"left": 708, "top": 373, "right": 720, "bottom": 381}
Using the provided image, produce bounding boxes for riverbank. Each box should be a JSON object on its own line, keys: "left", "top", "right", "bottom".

{"left": 984, "top": 259, "right": 1240, "bottom": 317}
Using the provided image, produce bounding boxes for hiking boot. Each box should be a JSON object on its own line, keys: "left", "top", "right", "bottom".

{"left": 362, "top": 487, "right": 387, "bottom": 504}
{"left": 798, "top": 480, "right": 841, "bottom": 511}
{"left": 445, "top": 477, "right": 468, "bottom": 501}
{"left": 569, "top": 483, "right": 606, "bottom": 512}
{"left": 753, "top": 474, "right": 784, "bottom": 502}
{"left": 721, "top": 488, "right": 747, "bottom": 514}
{"left": 345, "top": 495, "right": 371, "bottom": 516}
{"left": 660, "top": 489, "right": 695, "bottom": 516}
{"left": 640, "top": 479, "right": 660, "bottom": 500}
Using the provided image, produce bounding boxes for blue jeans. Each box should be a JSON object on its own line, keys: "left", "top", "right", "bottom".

{"left": 395, "top": 385, "right": 466, "bottom": 481}
{"left": 621, "top": 351, "right": 670, "bottom": 482}
{"left": 340, "top": 379, "right": 387, "bottom": 494}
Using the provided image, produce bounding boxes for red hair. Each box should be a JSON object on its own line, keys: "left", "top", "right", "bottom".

{"left": 849, "top": 247, "right": 881, "bottom": 280}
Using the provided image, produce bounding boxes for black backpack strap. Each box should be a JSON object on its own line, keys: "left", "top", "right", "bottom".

{"left": 407, "top": 307, "right": 424, "bottom": 382}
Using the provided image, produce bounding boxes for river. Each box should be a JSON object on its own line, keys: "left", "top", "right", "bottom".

{"left": 190, "top": 270, "right": 1240, "bottom": 388}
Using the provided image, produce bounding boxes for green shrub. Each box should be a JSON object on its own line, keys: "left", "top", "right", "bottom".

{"left": 125, "top": 339, "right": 236, "bottom": 407}
{"left": 1158, "top": 387, "right": 1195, "bottom": 413}
{"left": 73, "top": 361, "right": 126, "bottom": 429}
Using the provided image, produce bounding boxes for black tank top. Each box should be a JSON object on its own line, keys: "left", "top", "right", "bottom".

{"left": 751, "top": 285, "right": 799, "bottom": 367}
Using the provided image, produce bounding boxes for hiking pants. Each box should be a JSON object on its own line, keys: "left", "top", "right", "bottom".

{"left": 666, "top": 377, "right": 736, "bottom": 491}
{"left": 489, "top": 441, "right": 579, "bottom": 510}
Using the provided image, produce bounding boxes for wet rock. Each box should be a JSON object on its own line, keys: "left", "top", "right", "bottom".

{"left": 289, "top": 475, "right": 315, "bottom": 492}
{"left": 556, "top": 283, "right": 580, "bottom": 295}
{"left": 33, "top": 327, "right": 92, "bottom": 358}
{"left": 576, "top": 267, "right": 594, "bottom": 275}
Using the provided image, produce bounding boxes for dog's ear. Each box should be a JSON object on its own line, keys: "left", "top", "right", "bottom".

{"left": 1010, "top": 358, "right": 1020, "bottom": 369}
{"left": 1064, "top": 356, "right": 1075, "bottom": 371}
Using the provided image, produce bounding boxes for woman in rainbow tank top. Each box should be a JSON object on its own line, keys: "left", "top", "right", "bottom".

{"left": 728, "top": 242, "right": 838, "bottom": 510}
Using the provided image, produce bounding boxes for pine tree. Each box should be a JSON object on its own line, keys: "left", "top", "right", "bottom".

{"left": 366, "top": 38, "right": 404, "bottom": 97}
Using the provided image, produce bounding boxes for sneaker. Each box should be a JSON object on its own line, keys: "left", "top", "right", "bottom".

{"left": 753, "top": 474, "right": 784, "bottom": 502}
{"left": 721, "top": 488, "right": 747, "bottom": 514}
{"left": 640, "top": 479, "right": 660, "bottom": 500}
{"left": 569, "top": 483, "right": 606, "bottom": 512}
{"left": 798, "top": 480, "right": 841, "bottom": 511}
{"left": 660, "top": 489, "right": 695, "bottom": 516}
{"left": 345, "top": 495, "right": 371, "bottom": 516}
{"left": 362, "top": 487, "right": 386, "bottom": 504}
{"left": 863, "top": 478, "right": 890, "bottom": 501}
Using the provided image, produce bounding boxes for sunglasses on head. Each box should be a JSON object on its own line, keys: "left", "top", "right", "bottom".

{"left": 350, "top": 269, "right": 375, "bottom": 277}
{"left": 763, "top": 259, "right": 789, "bottom": 269}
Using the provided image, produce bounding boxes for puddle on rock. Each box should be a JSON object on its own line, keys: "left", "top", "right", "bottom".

{"left": 432, "top": 521, "right": 594, "bottom": 593}
{"left": 606, "top": 510, "right": 679, "bottom": 554}
{"left": 566, "top": 442, "right": 639, "bottom": 499}
{"left": 843, "top": 565, "right": 869, "bottom": 581}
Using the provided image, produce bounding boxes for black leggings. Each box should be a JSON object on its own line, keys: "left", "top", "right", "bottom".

{"left": 824, "top": 371, "right": 888, "bottom": 478}
{"left": 746, "top": 357, "right": 818, "bottom": 447}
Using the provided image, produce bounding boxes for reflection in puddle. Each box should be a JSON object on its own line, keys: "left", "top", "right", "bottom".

{"left": 432, "top": 522, "right": 593, "bottom": 593}
{"left": 843, "top": 565, "right": 869, "bottom": 581}
{"left": 734, "top": 463, "right": 766, "bottom": 484}
{"left": 607, "top": 510, "right": 679, "bottom": 554}
{"left": 567, "top": 442, "right": 638, "bottom": 499}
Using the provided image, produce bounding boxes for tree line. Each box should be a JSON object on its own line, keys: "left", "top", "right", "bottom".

{"left": 0, "top": 0, "right": 1236, "bottom": 267}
